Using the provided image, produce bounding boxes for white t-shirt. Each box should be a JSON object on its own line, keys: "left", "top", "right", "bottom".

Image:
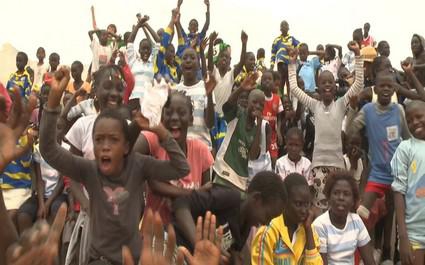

{"left": 275, "top": 155, "right": 312, "bottom": 185}
{"left": 65, "top": 114, "right": 98, "bottom": 159}
{"left": 32, "top": 62, "right": 48, "bottom": 90}
{"left": 343, "top": 155, "right": 363, "bottom": 184}
{"left": 90, "top": 35, "right": 113, "bottom": 73}
{"left": 33, "top": 144, "right": 59, "bottom": 197}
{"left": 313, "top": 211, "right": 370, "bottom": 265}
{"left": 212, "top": 67, "right": 234, "bottom": 116}
{"left": 175, "top": 81, "right": 215, "bottom": 149}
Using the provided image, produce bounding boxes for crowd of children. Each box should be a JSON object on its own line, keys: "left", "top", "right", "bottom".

{"left": 1, "top": 2, "right": 425, "bottom": 265}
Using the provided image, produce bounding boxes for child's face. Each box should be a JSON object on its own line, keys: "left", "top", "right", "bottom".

{"left": 286, "top": 134, "right": 303, "bottom": 161}
{"left": 217, "top": 51, "right": 230, "bottom": 71}
{"left": 256, "top": 49, "right": 265, "bottom": 60}
{"left": 71, "top": 64, "right": 83, "bottom": 80}
{"left": 49, "top": 56, "right": 60, "bottom": 70}
{"left": 237, "top": 91, "right": 249, "bottom": 110}
{"left": 317, "top": 71, "right": 336, "bottom": 104}
{"left": 245, "top": 53, "right": 256, "bottom": 72}
{"left": 162, "top": 94, "right": 193, "bottom": 143}
{"left": 285, "top": 185, "right": 311, "bottom": 224}
{"left": 280, "top": 21, "right": 289, "bottom": 35}
{"left": 406, "top": 106, "right": 425, "bottom": 140}
{"left": 181, "top": 48, "right": 199, "bottom": 78}
{"left": 139, "top": 40, "right": 152, "bottom": 62}
{"left": 374, "top": 75, "right": 395, "bottom": 106}
{"left": 165, "top": 45, "right": 175, "bottom": 64}
{"left": 346, "top": 135, "right": 362, "bottom": 159}
{"left": 100, "top": 31, "right": 109, "bottom": 46}
{"left": 261, "top": 72, "right": 274, "bottom": 92}
{"left": 107, "top": 25, "right": 117, "bottom": 34}
{"left": 378, "top": 42, "right": 390, "bottom": 57}
{"left": 188, "top": 19, "right": 198, "bottom": 34}
{"left": 282, "top": 98, "right": 292, "bottom": 112}
{"left": 299, "top": 46, "right": 309, "bottom": 62}
{"left": 329, "top": 180, "right": 355, "bottom": 217}
{"left": 36, "top": 48, "right": 45, "bottom": 61}
{"left": 16, "top": 54, "right": 27, "bottom": 71}
{"left": 411, "top": 36, "right": 423, "bottom": 57}
{"left": 247, "top": 92, "right": 265, "bottom": 119}
{"left": 96, "top": 73, "right": 124, "bottom": 110}
{"left": 93, "top": 118, "right": 129, "bottom": 177}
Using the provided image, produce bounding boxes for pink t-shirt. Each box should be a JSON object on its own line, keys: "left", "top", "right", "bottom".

{"left": 0, "top": 82, "right": 12, "bottom": 114}
{"left": 143, "top": 131, "right": 214, "bottom": 224}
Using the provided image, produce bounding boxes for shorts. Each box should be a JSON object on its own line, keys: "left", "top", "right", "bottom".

{"left": 312, "top": 166, "right": 340, "bottom": 209}
{"left": 18, "top": 194, "right": 68, "bottom": 221}
{"left": 1, "top": 188, "right": 32, "bottom": 210}
{"left": 365, "top": 181, "right": 391, "bottom": 197}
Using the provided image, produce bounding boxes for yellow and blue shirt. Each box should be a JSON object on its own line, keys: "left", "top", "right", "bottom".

{"left": 251, "top": 214, "right": 323, "bottom": 265}
{"left": 271, "top": 34, "right": 300, "bottom": 68}
{"left": 6, "top": 69, "right": 33, "bottom": 98}
{"left": 0, "top": 136, "right": 33, "bottom": 190}
{"left": 154, "top": 27, "right": 181, "bottom": 84}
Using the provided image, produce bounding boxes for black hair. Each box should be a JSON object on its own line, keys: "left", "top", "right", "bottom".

{"left": 107, "top": 24, "right": 117, "bottom": 32}
{"left": 71, "top": 61, "right": 84, "bottom": 71}
{"left": 325, "top": 45, "right": 336, "bottom": 59}
{"left": 163, "top": 90, "right": 194, "bottom": 115}
{"left": 139, "top": 38, "right": 152, "bottom": 48}
{"left": 324, "top": 171, "right": 360, "bottom": 208}
{"left": 286, "top": 127, "right": 304, "bottom": 142}
{"left": 123, "top": 32, "right": 131, "bottom": 44}
{"left": 49, "top": 52, "right": 60, "bottom": 60}
{"left": 92, "top": 108, "right": 130, "bottom": 142}
{"left": 375, "top": 71, "right": 395, "bottom": 85}
{"left": 93, "top": 64, "right": 125, "bottom": 94}
{"left": 246, "top": 51, "right": 255, "bottom": 58}
{"left": 262, "top": 70, "right": 274, "bottom": 80}
{"left": 257, "top": 48, "right": 265, "bottom": 58}
{"left": 406, "top": 100, "right": 425, "bottom": 112}
{"left": 37, "top": 47, "right": 45, "bottom": 53}
{"left": 371, "top": 56, "right": 391, "bottom": 80}
{"left": 189, "top": 18, "right": 198, "bottom": 25}
{"left": 353, "top": 28, "right": 363, "bottom": 40}
{"left": 17, "top": 52, "right": 28, "bottom": 63}
{"left": 299, "top": 43, "right": 309, "bottom": 50}
{"left": 377, "top": 41, "right": 388, "bottom": 51}
{"left": 247, "top": 171, "right": 287, "bottom": 202}
{"left": 283, "top": 173, "right": 309, "bottom": 198}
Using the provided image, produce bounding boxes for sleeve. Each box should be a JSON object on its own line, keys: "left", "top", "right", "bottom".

{"left": 288, "top": 63, "right": 318, "bottom": 111}
{"left": 292, "top": 36, "right": 300, "bottom": 47}
{"left": 356, "top": 216, "right": 371, "bottom": 247}
{"left": 391, "top": 141, "right": 410, "bottom": 195}
{"left": 67, "top": 102, "right": 83, "bottom": 121}
{"left": 90, "top": 35, "right": 99, "bottom": 51}
{"left": 40, "top": 107, "right": 92, "bottom": 184}
{"left": 398, "top": 105, "right": 411, "bottom": 140}
{"left": 251, "top": 225, "right": 277, "bottom": 265}
{"left": 312, "top": 57, "right": 321, "bottom": 71}
{"left": 342, "top": 52, "right": 351, "bottom": 66}
{"left": 304, "top": 227, "right": 324, "bottom": 265}
{"left": 65, "top": 116, "right": 84, "bottom": 150}
{"left": 312, "top": 220, "right": 327, "bottom": 254}
{"left": 343, "top": 57, "right": 364, "bottom": 105}
{"left": 270, "top": 38, "right": 278, "bottom": 68}
{"left": 142, "top": 131, "right": 160, "bottom": 155}
{"left": 126, "top": 43, "right": 136, "bottom": 67}
{"left": 142, "top": 136, "right": 190, "bottom": 181}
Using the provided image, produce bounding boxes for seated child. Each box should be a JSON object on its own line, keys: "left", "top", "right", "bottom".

{"left": 313, "top": 171, "right": 375, "bottom": 265}
{"left": 276, "top": 127, "right": 312, "bottom": 184}
{"left": 391, "top": 100, "right": 425, "bottom": 265}
{"left": 173, "top": 171, "right": 285, "bottom": 264}
{"left": 251, "top": 173, "right": 322, "bottom": 265}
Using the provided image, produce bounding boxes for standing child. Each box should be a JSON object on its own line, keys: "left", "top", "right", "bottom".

{"left": 321, "top": 44, "right": 343, "bottom": 81}
{"left": 313, "top": 171, "right": 375, "bottom": 265}
{"left": 261, "top": 70, "right": 283, "bottom": 166}
{"left": 43, "top": 53, "right": 61, "bottom": 86}
{"left": 175, "top": 48, "right": 215, "bottom": 149}
{"left": 39, "top": 67, "right": 189, "bottom": 265}
{"left": 275, "top": 127, "right": 312, "bottom": 184}
{"left": 298, "top": 43, "right": 323, "bottom": 94}
{"left": 88, "top": 29, "right": 113, "bottom": 74}
{"left": 32, "top": 47, "right": 48, "bottom": 93}
{"left": 133, "top": 90, "right": 214, "bottom": 225}
{"left": 288, "top": 44, "right": 363, "bottom": 211}
{"left": 256, "top": 48, "right": 266, "bottom": 72}
{"left": 362, "top": 23, "right": 375, "bottom": 47}
{"left": 66, "top": 61, "right": 91, "bottom": 100}
{"left": 251, "top": 173, "right": 322, "bottom": 265}
{"left": 391, "top": 100, "right": 425, "bottom": 265}
{"left": 343, "top": 133, "right": 366, "bottom": 187}
{"left": 410, "top": 34, "right": 425, "bottom": 86}
{"left": 6, "top": 52, "right": 32, "bottom": 98}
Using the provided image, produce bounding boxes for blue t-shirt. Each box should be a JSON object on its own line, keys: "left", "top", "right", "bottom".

{"left": 299, "top": 57, "right": 322, "bottom": 92}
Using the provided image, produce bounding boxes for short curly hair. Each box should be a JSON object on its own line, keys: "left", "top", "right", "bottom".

{"left": 324, "top": 171, "right": 360, "bottom": 208}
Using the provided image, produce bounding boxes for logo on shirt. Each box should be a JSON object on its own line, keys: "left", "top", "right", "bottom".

{"left": 103, "top": 186, "right": 129, "bottom": 215}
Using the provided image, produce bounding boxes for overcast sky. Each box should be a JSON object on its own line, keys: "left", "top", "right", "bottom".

{"left": 1, "top": 0, "right": 424, "bottom": 69}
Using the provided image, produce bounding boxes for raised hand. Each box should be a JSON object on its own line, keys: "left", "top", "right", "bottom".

{"left": 6, "top": 204, "right": 67, "bottom": 265}
{"left": 177, "top": 211, "right": 222, "bottom": 265}
{"left": 241, "top": 30, "right": 248, "bottom": 45}
{"left": 209, "top": 31, "right": 218, "bottom": 43}
{"left": 172, "top": 8, "right": 180, "bottom": 24}
{"left": 348, "top": 41, "right": 360, "bottom": 56}
{"left": 240, "top": 72, "right": 259, "bottom": 91}
{"left": 401, "top": 60, "right": 414, "bottom": 73}
{"left": 0, "top": 89, "right": 36, "bottom": 172}
{"left": 177, "top": 0, "right": 183, "bottom": 8}
{"left": 137, "top": 15, "right": 150, "bottom": 28}
{"left": 200, "top": 37, "right": 210, "bottom": 52}
{"left": 48, "top": 67, "right": 71, "bottom": 109}
{"left": 122, "top": 209, "right": 176, "bottom": 265}
{"left": 204, "top": 0, "right": 210, "bottom": 7}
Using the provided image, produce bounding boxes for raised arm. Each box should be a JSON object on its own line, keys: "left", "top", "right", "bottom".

{"left": 143, "top": 22, "right": 161, "bottom": 44}
{"left": 207, "top": 31, "right": 218, "bottom": 73}
{"left": 128, "top": 15, "right": 149, "bottom": 44}
{"left": 401, "top": 61, "right": 425, "bottom": 101}
{"left": 343, "top": 42, "right": 363, "bottom": 105}
{"left": 40, "top": 68, "right": 92, "bottom": 184}
{"left": 234, "top": 31, "right": 248, "bottom": 78}
{"left": 200, "top": 0, "right": 210, "bottom": 37}
{"left": 90, "top": 5, "right": 98, "bottom": 30}
{"left": 204, "top": 73, "right": 216, "bottom": 129}
{"left": 288, "top": 49, "right": 318, "bottom": 110}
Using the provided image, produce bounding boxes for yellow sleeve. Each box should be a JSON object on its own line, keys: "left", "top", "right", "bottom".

{"left": 304, "top": 226, "right": 323, "bottom": 265}
{"left": 251, "top": 225, "right": 277, "bottom": 265}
